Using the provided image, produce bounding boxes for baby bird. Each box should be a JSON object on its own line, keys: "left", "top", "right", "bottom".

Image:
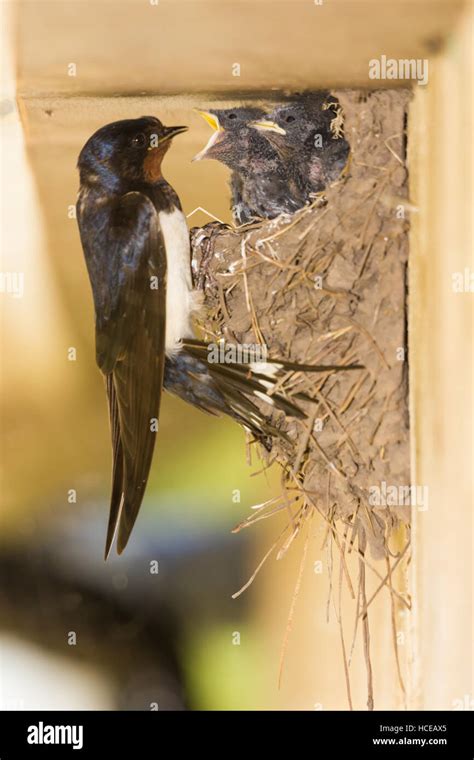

{"left": 193, "top": 106, "right": 305, "bottom": 224}
{"left": 250, "top": 93, "right": 350, "bottom": 199}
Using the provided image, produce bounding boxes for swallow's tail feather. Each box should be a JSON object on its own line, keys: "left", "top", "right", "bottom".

{"left": 163, "top": 351, "right": 294, "bottom": 447}
{"left": 165, "top": 336, "right": 363, "bottom": 449}
{"left": 181, "top": 338, "right": 363, "bottom": 374}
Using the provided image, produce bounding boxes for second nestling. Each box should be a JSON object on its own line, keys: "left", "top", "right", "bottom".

{"left": 193, "top": 92, "right": 350, "bottom": 225}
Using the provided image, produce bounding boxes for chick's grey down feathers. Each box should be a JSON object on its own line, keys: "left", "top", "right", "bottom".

{"left": 196, "top": 107, "right": 305, "bottom": 224}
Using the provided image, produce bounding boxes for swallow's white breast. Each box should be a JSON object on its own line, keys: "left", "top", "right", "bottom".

{"left": 158, "top": 207, "right": 196, "bottom": 354}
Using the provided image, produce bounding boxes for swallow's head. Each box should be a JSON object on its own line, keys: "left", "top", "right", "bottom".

{"left": 78, "top": 116, "right": 188, "bottom": 188}
{"left": 250, "top": 96, "right": 337, "bottom": 153}
{"left": 192, "top": 106, "right": 268, "bottom": 166}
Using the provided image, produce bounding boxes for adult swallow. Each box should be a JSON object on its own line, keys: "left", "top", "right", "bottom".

{"left": 77, "top": 116, "right": 362, "bottom": 557}
{"left": 193, "top": 107, "right": 305, "bottom": 224}
{"left": 77, "top": 116, "right": 192, "bottom": 557}
{"left": 250, "top": 93, "right": 350, "bottom": 198}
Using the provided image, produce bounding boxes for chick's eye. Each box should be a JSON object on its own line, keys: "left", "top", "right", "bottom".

{"left": 285, "top": 115, "right": 296, "bottom": 124}
{"left": 131, "top": 133, "right": 147, "bottom": 147}
{"left": 227, "top": 113, "right": 238, "bottom": 120}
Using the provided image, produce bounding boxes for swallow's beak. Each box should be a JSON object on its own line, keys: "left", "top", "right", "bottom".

{"left": 250, "top": 120, "right": 287, "bottom": 135}
{"left": 159, "top": 125, "right": 189, "bottom": 144}
{"left": 192, "top": 109, "right": 223, "bottom": 162}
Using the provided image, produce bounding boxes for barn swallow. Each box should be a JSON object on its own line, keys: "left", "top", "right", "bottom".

{"left": 193, "top": 107, "right": 305, "bottom": 223}
{"left": 77, "top": 116, "right": 362, "bottom": 557}
{"left": 250, "top": 93, "right": 350, "bottom": 198}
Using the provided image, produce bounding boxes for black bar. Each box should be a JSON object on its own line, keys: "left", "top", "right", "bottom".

{"left": 0, "top": 710, "right": 472, "bottom": 757}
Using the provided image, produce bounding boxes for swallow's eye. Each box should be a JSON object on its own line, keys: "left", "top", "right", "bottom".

{"left": 131, "top": 133, "right": 147, "bottom": 148}
{"left": 227, "top": 113, "right": 238, "bottom": 120}
{"left": 285, "top": 115, "right": 296, "bottom": 124}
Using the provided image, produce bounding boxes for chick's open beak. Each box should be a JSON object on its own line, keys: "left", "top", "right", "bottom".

{"left": 194, "top": 109, "right": 221, "bottom": 132}
{"left": 250, "top": 120, "right": 287, "bottom": 135}
{"left": 192, "top": 109, "right": 223, "bottom": 162}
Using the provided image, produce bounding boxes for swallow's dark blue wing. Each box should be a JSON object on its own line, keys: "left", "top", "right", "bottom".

{"left": 78, "top": 191, "right": 166, "bottom": 556}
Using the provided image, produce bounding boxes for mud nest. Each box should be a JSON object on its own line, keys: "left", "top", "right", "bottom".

{"left": 190, "top": 90, "right": 411, "bottom": 566}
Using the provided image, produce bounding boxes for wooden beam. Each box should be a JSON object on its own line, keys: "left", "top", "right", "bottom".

{"left": 15, "top": 0, "right": 464, "bottom": 96}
